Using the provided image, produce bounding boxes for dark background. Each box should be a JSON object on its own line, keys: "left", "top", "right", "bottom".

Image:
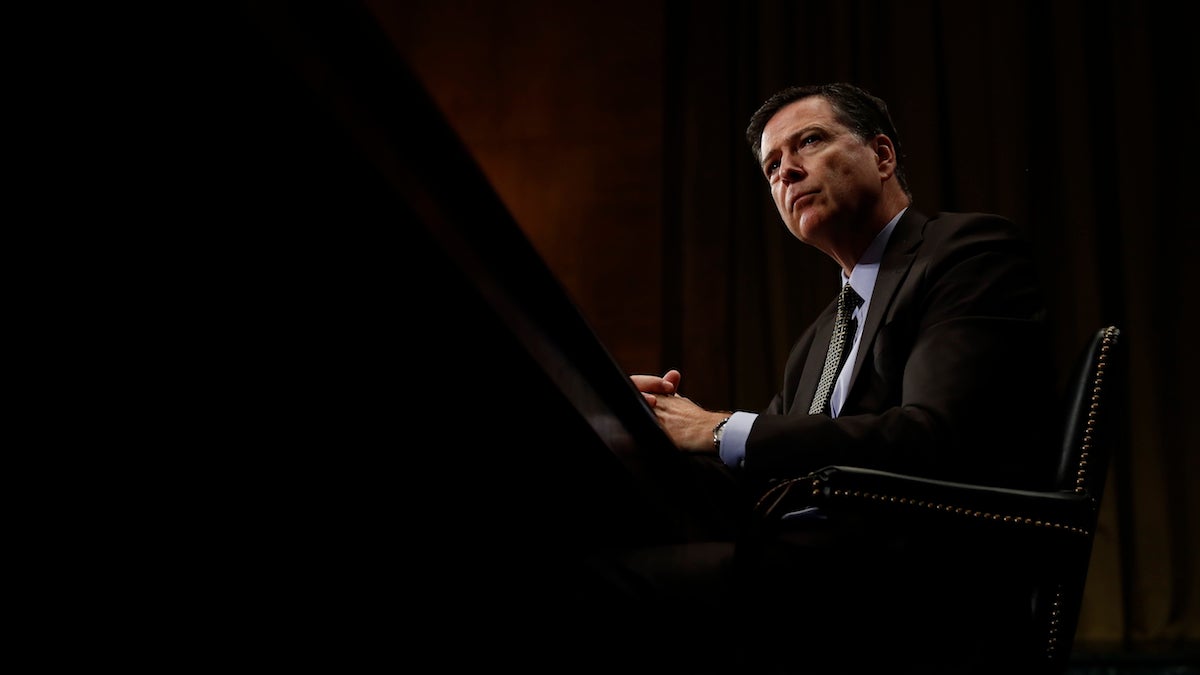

{"left": 90, "top": 0, "right": 1197, "bottom": 667}
{"left": 374, "top": 0, "right": 1198, "bottom": 659}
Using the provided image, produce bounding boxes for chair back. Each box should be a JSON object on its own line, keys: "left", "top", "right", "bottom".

{"left": 1039, "top": 325, "right": 1126, "bottom": 667}
{"left": 1055, "top": 325, "right": 1124, "bottom": 499}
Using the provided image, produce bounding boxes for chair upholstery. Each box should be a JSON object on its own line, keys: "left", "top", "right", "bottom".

{"left": 748, "top": 325, "right": 1126, "bottom": 672}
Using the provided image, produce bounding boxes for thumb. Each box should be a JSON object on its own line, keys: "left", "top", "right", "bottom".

{"left": 663, "top": 369, "right": 682, "bottom": 391}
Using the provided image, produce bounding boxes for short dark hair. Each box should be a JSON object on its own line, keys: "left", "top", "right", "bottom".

{"left": 745, "top": 83, "right": 911, "bottom": 198}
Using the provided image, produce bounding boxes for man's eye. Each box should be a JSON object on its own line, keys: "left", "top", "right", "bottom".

{"left": 767, "top": 160, "right": 780, "bottom": 174}
{"left": 801, "top": 134, "right": 820, "bottom": 146}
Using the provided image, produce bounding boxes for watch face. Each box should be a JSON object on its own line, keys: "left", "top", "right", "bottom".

{"left": 714, "top": 417, "right": 730, "bottom": 443}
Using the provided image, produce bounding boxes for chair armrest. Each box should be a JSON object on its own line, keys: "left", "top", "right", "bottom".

{"left": 754, "top": 465, "right": 1098, "bottom": 539}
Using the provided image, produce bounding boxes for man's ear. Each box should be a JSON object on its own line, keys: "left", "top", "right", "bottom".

{"left": 873, "top": 134, "right": 895, "bottom": 161}
{"left": 873, "top": 134, "right": 896, "bottom": 177}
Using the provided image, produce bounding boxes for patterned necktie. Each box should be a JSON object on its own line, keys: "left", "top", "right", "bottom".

{"left": 809, "top": 283, "right": 864, "bottom": 416}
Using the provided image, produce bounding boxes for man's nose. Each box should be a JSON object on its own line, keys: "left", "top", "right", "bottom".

{"left": 779, "top": 156, "right": 803, "bottom": 183}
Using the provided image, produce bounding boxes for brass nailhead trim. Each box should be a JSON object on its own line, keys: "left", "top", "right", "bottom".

{"left": 1046, "top": 586, "right": 1064, "bottom": 658}
{"left": 1075, "top": 327, "right": 1118, "bottom": 495}
{"left": 825, "top": 488, "right": 1088, "bottom": 535}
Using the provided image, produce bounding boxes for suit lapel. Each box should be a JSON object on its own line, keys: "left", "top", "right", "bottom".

{"left": 848, "top": 209, "right": 926, "bottom": 388}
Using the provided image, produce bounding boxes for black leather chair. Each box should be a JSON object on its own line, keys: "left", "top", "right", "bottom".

{"left": 746, "top": 325, "right": 1126, "bottom": 673}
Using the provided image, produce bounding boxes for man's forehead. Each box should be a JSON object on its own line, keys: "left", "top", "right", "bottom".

{"left": 763, "top": 97, "right": 838, "bottom": 140}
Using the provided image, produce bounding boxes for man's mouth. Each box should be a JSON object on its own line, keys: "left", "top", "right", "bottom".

{"left": 789, "top": 190, "right": 817, "bottom": 212}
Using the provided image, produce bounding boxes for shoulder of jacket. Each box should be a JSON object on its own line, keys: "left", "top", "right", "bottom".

{"left": 924, "top": 211, "right": 1021, "bottom": 241}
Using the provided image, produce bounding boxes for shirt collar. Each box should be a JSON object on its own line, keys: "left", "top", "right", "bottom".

{"left": 843, "top": 207, "right": 906, "bottom": 304}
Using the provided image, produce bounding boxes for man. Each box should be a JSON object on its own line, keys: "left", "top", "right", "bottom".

{"left": 636, "top": 83, "right": 1055, "bottom": 492}
{"left": 603, "top": 83, "right": 1057, "bottom": 672}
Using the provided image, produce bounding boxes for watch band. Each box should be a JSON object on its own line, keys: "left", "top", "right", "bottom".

{"left": 712, "top": 416, "right": 731, "bottom": 453}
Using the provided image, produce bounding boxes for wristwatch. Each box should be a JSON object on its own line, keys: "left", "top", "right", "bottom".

{"left": 712, "top": 416, "right": 731, "bottom": 453}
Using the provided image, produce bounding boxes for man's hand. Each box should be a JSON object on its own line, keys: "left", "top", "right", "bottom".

{"left": 631, "top": 368, "right": 682, "bottom": 405}
{"left": 630, "top": 369, "right": 726, "bottom": 453}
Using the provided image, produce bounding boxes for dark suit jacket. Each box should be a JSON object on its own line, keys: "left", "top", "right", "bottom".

{"left": 746, "top": 209, "right": 1057, "bottom": 491}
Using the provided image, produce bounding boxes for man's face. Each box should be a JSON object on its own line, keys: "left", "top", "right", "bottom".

{"left": 758, "top": 97, "right": 886, "bottom": 253}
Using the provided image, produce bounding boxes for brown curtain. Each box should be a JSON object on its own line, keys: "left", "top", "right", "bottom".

{"left": 382, "top": 0, "right": 1198, "bottom": 654}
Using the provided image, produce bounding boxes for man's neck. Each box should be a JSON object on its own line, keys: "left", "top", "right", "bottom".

{"left": 835, "top": 198, "right": 909, "bottom": 276}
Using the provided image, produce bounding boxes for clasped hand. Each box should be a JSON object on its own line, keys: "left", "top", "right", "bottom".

{"left": 631, "top": 369, "right": 727, "bottom": 454}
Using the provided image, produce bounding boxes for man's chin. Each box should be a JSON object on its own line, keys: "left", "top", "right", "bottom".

{"left": 795, "top": 211, "right": 826, "bottom": 242}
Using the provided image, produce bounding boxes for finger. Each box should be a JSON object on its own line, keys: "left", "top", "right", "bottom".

{"left": 642, "top": 392, "right": 657, "bottom": 408}
{"left": 662, "top": 369, "right": 682, "bottom": 391}
{"left": 631, "top": 374, "right": 670, "bottom": 394}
